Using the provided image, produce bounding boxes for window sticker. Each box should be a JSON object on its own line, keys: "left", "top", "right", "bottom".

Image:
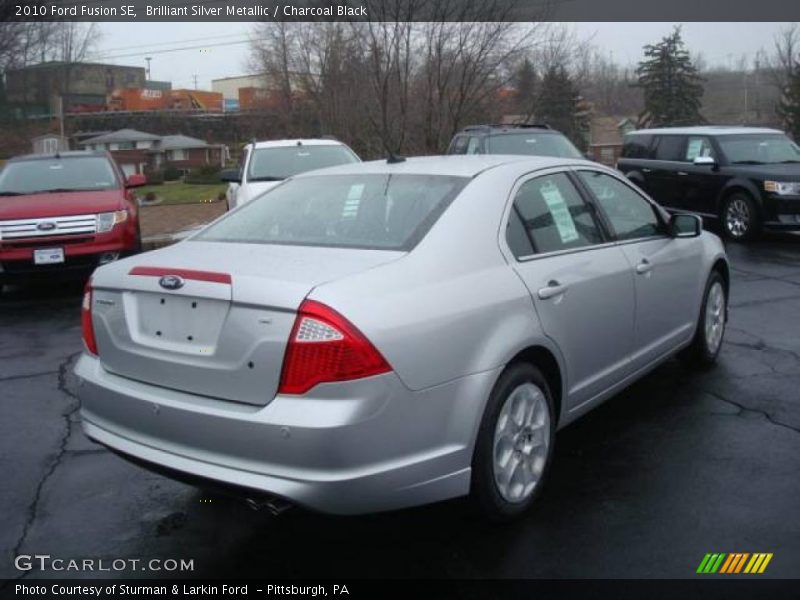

{"left": 686, "top": 138, "right": 704, "bottom": 160}
{"left": 342, "top": 183, "right": 364, "bottom": 218}
{"left": 540, "top": 181, "right": 579, "bottom": 243}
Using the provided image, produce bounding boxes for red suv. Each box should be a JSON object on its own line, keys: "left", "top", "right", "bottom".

{"left": 0, "top": 151, "right": 144, "bottom": 288}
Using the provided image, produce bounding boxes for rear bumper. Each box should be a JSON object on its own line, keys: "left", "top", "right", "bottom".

{"left": 75, "top": 354, "right": 499, "bottom": 515}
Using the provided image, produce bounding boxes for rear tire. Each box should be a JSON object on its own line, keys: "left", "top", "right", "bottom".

{"left": 679, "top": 270, "right": 727, "bottom": 368}
{"left": 471, "top": 363, "right": 556, "bottom": 521}
{"left": 721, "top": 192, "right": 760, "bottom": 241}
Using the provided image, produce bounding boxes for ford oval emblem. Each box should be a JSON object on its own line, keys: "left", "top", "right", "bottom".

{"left": 159, "top": 275, "right": 185, "bottom": 290}
{"left": 37, "top": 221, "right": 57, "bottom": 231}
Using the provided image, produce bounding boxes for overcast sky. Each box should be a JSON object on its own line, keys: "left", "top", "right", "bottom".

{"left": 91, "top": 22, "right": 790, "bottom": 90}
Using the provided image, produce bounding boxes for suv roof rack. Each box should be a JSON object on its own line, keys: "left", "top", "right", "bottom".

{"left": 461, "top": 123, "right": 551, "bottom": 132}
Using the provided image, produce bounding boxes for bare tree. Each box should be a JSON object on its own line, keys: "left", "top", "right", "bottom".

{"left": 763, "top": 23, "right": 800, "bottom": 91}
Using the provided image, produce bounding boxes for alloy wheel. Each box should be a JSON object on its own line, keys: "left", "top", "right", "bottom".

{"left": 725, "top": 197, "right": 750, "bottom": 238}
{"left": 704, "top": 281, "right": 726, "bottom": 355}
{"left": 492, "top": 382, "right": 551, "bottom": 503}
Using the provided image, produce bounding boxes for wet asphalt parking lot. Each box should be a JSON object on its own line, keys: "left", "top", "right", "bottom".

{"left": 1, "top": 225, "right": 799, "bottom": 581}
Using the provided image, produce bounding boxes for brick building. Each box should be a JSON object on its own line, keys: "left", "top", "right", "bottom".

{"left": 77, "top": 128, "right": 226, "bottom": 176}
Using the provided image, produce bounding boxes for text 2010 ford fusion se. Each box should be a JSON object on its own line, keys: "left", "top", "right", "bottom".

{"left": 75, "top": 155, "right": 729, "bottom": 520}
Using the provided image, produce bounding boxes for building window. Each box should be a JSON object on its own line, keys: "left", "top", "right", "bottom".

{"left": 170, "top": 149, "right": 186, "bottom": 161}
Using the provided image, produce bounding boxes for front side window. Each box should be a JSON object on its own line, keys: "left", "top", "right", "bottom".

{"left": 0, "top": 157, "right": 119, "bottom": 195}
{"left": 195, "top": 174, "right": 468, "bottom": 251}
{"left": 717, "top": 134, "right": 800, "bottom": 164}
{"left": 511, "top": 172, "right": 603, "bottom": 254}
{"left": 487, "top": 132, "right": 583, "bottom": 158}
{"left": 247, "top": 145, "right": 359, "bottom": 182}
{"left": 578, "top": 171, "right": 662, "bottom": 241}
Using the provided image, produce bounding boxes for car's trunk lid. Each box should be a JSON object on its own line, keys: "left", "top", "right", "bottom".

{"left": 90, "top": 241, "right": 404, "bottom": 405}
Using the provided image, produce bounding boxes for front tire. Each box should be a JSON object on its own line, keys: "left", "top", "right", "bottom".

{"left": 721, "top": 192, "right": 760, "bottom": 241}
{"left": 680, "top": 271, "right": 727, "bottom": 367}
{"left": 471, "top": 363, "right": 556, "bottom": 521}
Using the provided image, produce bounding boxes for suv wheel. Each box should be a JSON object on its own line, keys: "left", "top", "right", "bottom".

{"left": 472, "top": 363, "right": 555, "bottom": 521}
{"left": 721, "top": 192, "right": 760, "bottom": 241}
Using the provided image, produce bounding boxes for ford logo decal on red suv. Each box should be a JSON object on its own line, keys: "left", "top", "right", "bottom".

{"left": 158, "top": 275, "right": 185, "bottom": 290}
{"left": 37, "top": 221, "right": 57, "bottom": 231}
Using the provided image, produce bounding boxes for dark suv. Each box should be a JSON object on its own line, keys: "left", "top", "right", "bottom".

{"left": 617, "top": 127, "right": 800, "bottom": 240}
{"left": 447, "top": 124, "right": 583, "bottom": 159}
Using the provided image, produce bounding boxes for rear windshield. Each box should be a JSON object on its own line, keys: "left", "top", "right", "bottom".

{"left": 195, "top": 174, "right": 469, "bottom": 251}
{"left": 0, "top": 157, "right": 119, "bottom": 195}
{"left": 486, "top": 132, "right": 582, "bottom": 158}
{"left": 247, "top": 145, "right": 359, "bottom": 181}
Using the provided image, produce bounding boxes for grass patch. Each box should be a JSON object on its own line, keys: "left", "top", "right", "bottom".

{"left": 138, "top": 182, "right": 227, "bottom": 206}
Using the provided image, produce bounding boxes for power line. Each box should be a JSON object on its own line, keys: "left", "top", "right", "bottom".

{"left": 93, "top": 32, "right": 251, "bottom": 54}
{"left": 91, "top": 38, "right": 251, "bottom": 62}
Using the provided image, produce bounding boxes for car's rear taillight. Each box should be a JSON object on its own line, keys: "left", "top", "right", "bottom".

{"left": 278, "top": 300, "right": 391, "bottom": 395}
{"left": 81, "top": 281, "right": 98, "bottom": 356}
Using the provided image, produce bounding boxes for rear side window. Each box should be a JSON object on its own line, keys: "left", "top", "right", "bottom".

{"left": 505, "top": 207, "right": 534, "bottom": 258}
{"left": 622, "top": 134, "right": 653, "bottom": 159}
{"left": 195, "top": 174, "right": 468, "bottom": 251}
{"left": 653, "top": 136, "right": 685, "bottom": 161}
{"left": 512, "top": 172, "right": 603, "bottom": 254}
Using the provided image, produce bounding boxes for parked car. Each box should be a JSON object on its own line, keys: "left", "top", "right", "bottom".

{"left": 0, "top": 151, "right": 144, "bottom": 289}
{"left": 617, "top": 126, "right": 800, "bottom": 241}
{"left": 447, "top": 124, "right": 584, "bottom": 159}
{"left": 221, "top": 138, "right": 360, "bottom": 210}
{"left": 76, "top": 155, "right": 728, "bottom": 520}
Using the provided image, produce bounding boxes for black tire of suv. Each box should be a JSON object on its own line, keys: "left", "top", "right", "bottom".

{"left": 471, "top": 362, "right": 556, "bottom": 522}
{"left": 679, "top": 270, "right": 727, "bottom": 368}
{"left": 721, "top": 192, "right": 761, "bottom": 241}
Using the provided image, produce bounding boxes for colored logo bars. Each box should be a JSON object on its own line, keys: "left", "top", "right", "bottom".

{"left": 697, "top": 553, "right": 773, "bottom": 574}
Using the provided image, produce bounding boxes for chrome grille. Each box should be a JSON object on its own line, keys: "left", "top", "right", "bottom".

{"left": 0, "top": 214, "right": 97, "bottom": 240}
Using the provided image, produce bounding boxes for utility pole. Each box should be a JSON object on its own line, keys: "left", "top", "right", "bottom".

{"left": 192, "top": 74, "right": 199, "bottom": 90}
{"left": 145, "top": 57, "right": 152, "bottom": 80}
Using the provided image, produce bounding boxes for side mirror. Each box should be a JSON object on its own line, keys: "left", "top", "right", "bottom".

{"left": 125, "top": 173, "right": 147, "bottom": 188}
{"left": 693, "top": 156, "right": 715, "bottom": 167}
{"left": 220, "top": 168, "right": 241, "bottom": 183}
{"left": 671, "top": 213, "right": 702, "bottom": 238}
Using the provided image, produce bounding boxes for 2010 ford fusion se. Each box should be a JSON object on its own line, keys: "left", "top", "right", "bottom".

{"left": 75, "top": 155, "right": 729, "bottom": 520}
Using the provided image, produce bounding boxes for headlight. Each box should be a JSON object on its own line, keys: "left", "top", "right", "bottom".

{"left": 764, "top": 181, "right": 800, "bottom": 195}
{"left": 96, "top": 210, "right": 128, "bottom": 233}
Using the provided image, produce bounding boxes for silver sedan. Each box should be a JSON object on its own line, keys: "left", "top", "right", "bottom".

{"left": 75, "top": 155, "right": 729, "bottom": 520}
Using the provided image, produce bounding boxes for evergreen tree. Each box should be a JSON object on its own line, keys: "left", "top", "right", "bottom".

{"left": 534, "top": 65, "right": 589, "bottom": 151}
{"left": 635, "top": 27, "right": 704, "bottom": 127}
{"left": 778, "top": 62, "right": 800, "bottom": 141}
{"left": 513, "top": 58, "right": 537, "bottom": 117}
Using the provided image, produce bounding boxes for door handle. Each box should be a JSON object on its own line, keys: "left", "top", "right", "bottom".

{"left": 636, "top": 259, "right": 653, "bottom": 275}
{"left": 677, "top": 171, "right": 688, "bottom": 176}
{"left": 538, "top": 280, "right": 568, "bottom": 299}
